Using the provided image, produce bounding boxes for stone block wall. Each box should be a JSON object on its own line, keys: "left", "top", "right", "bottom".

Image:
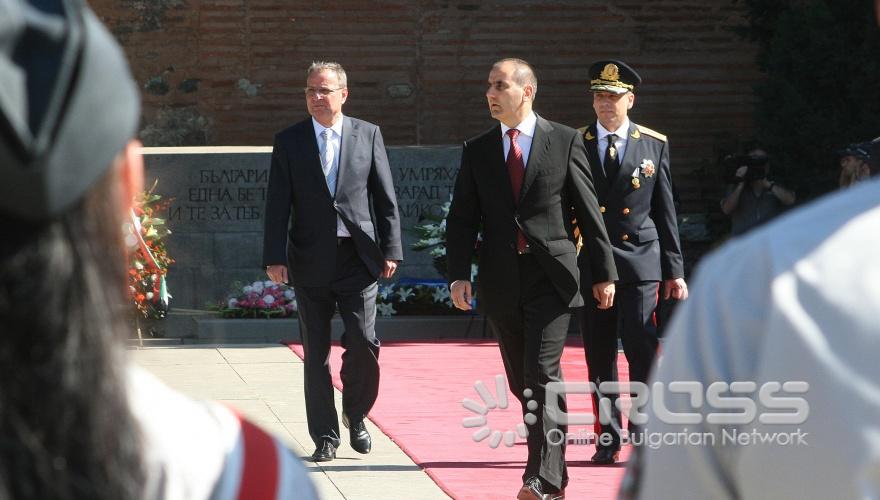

{"left": 93, "top": 0, "right": 761, "bottom": 216}
{"left": 145, "top": 145, "right": 714, "bottom": 311}
{"left": 145, "top": 146, "right": 460, "bottom": 309}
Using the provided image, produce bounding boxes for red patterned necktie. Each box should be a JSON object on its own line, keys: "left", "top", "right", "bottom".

{"left": 506, "top": 128, "right": 528, "bottom": 253}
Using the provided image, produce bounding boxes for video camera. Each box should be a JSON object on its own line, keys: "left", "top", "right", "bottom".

{"left": 724, "top": 154, "right": 769, "bottom": 183}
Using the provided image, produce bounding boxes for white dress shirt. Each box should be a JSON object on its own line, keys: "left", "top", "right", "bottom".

{"left": 311, "top": 116, "right": 349, "bottom": 237}
{"left": 500, "top": 111, "right": 538, "bottom": 167}
{"left": 596, "top": 119, "right": 630, "bottom": 167}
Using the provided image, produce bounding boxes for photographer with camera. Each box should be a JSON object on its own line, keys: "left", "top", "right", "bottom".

{"left": 720, "top": 147, "right": 795, "bottom": 237}
{"left": 838, "top": 142, "right": 873, "bottom": 188}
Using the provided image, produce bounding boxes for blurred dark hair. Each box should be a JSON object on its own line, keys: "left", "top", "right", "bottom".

{"left": 0, "top": 165, "right": 144, "bottom": 499}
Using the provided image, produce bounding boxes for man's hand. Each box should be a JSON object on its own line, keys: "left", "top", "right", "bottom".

{"left": 663, "top": 278, "right": 688, "bottom": 301}
{"left": 381, "top": 260, "right": 398, "bottom": 279}
{"left": 592, "top": 281, "right": 615, "bottom": 310}
{"left": 266, "top": 265, "right": 288, "bottom": 284}
{"left": 734, "top": 166, "right": 748, "bottom": 182}
{"left": 450, "top": 280, "right": 473, "bottom": 311}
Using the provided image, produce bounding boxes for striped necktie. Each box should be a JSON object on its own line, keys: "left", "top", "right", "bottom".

{"left": 321, "top": 128, "right": 337, "bottom": 196}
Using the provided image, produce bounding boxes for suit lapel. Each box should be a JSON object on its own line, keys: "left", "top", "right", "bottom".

{"left": 336, "top": 116, "right": 356, "bottom": 197}
{"left": 487, "top": 125, "right": 516, "bottom": 210}
{"left": 612, "top": 122, "right": 641, "bottom": 190}
{"left": 299, "top": 120, "right": 331, "bottom": 198}
{"left": 519, "top": 115, "right": 551, "bottom": 203}
{"left": 583, "top": 123, "right": 608, "bottom": 194}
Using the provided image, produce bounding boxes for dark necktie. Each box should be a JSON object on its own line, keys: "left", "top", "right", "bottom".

{"left": 506, "top": 129, "right": 528, "bottom": 253}
{"left": 604, "top": 133, "right": 620, "bottom": 179}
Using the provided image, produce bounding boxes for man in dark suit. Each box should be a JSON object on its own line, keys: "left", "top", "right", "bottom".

{"left": 263, "top": 61, "right": 402, "bottom": 462}
{"left": 447, "top": 58, "right": 618, "bottom": 500}
{"left": 577, "top": 60, "right": 688, "bottom": 465}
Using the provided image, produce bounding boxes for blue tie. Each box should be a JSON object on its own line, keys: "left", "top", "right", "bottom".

{"left": 321, "top": 128, "right": 337, "bottom": 196}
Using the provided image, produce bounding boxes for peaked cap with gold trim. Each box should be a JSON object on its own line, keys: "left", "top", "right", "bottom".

{"left": 589, "top": 59, "right": 642, "bottom": 94}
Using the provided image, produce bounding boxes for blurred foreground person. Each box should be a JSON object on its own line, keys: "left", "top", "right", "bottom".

{"left": 0, "top": 1, "right": 316, "bottom": 499}
{"left": 621, "top": 178, "right": 880, "bottom": 499}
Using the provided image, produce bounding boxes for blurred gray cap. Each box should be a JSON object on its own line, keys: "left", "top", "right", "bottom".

{"left": 0, "top": 0, "right": 140, "bottom": 221}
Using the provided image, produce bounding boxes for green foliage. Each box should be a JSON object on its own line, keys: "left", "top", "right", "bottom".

{"left": 410, "top": 195, "right": 480, "bottom": 282}
{"left": 737, "top": 0, "right": 880, "bottom": 200}
{"left": 410, "top": 198, "right": 450, "bottom": 279}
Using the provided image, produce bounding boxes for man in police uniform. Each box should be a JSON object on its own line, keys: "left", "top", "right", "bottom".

{"left": 576, "top": 60, "right": 688, "bottom": 465}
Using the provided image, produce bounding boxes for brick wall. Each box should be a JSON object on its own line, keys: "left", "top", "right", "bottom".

{"left": 91, "top": 0, "right": 760, "bottom": 217}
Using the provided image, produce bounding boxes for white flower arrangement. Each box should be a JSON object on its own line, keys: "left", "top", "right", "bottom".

{"left": 377, "top": 303, "right": 397, "bottom": 317}
{"left": 375, "top": 282, "right": 459, "bottom": 317}
{"left": 218, "top": 280, "right": 464, "bottom": 319}
{"left": 218, "top": 280, "right": 297, "bottom": 319}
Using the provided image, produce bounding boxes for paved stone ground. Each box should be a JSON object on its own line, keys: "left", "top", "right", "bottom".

{"left": 130, "top": 344, "right": 450, "bottom": 500}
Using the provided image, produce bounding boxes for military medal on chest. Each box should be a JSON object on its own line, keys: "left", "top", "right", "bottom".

{"left": 631, "top": 168, "right": 641, "bottom": 189}
{"left": 631, "top": 159, "right": 656, "bottom": 189}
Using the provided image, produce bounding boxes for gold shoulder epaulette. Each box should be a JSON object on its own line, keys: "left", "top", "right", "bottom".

{"left": 636, "top": 124, "right": 667, "bottom": 142}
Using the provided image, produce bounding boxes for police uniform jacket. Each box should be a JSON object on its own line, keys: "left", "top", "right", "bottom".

{"left": 577, "top": 121, "right": 684, "bottom": 284}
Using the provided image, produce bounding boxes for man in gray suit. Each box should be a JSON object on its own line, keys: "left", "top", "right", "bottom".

{"left": 263, "top": 61, "right": 402, "bottom": 462}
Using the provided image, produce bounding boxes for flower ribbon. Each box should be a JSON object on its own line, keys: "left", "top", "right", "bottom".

{"left": 130, "top": 208, "right": 161, "bottom": 270}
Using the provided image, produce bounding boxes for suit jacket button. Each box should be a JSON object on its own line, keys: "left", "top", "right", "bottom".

{"left": 622, "top": 208, "right": 630, "bottom": 215}
{"left": 333, "top": 201, "right": 339, "bottom": 208}
{"left": 600, "top": 206, "right": 606, "bottom": 214}
{"left": 622, "top": 233, "right": 629, "bottom": 241}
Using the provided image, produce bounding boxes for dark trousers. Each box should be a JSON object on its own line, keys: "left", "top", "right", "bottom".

{"left": 294, "top": 238, "right": 380, "bottom": 448}
{"left": 580, "top": 281, "right": 659, "bottom": 450}
{"left": 487, "top": 254, "right": 570, "bottom": 491}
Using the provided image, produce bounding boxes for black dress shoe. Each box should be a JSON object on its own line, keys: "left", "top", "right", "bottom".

{"left": 311, "top": 440, "right": 336, "bottom": 462}
{"left": 591, "top": 447, "right": 620, "bottom": 465}
{"left": 346, "top": 417, "right": 371, "bottom": 454}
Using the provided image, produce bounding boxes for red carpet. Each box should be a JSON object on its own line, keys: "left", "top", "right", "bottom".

{"left": 286, "top": 339, "right": 632, "bottom": 500}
